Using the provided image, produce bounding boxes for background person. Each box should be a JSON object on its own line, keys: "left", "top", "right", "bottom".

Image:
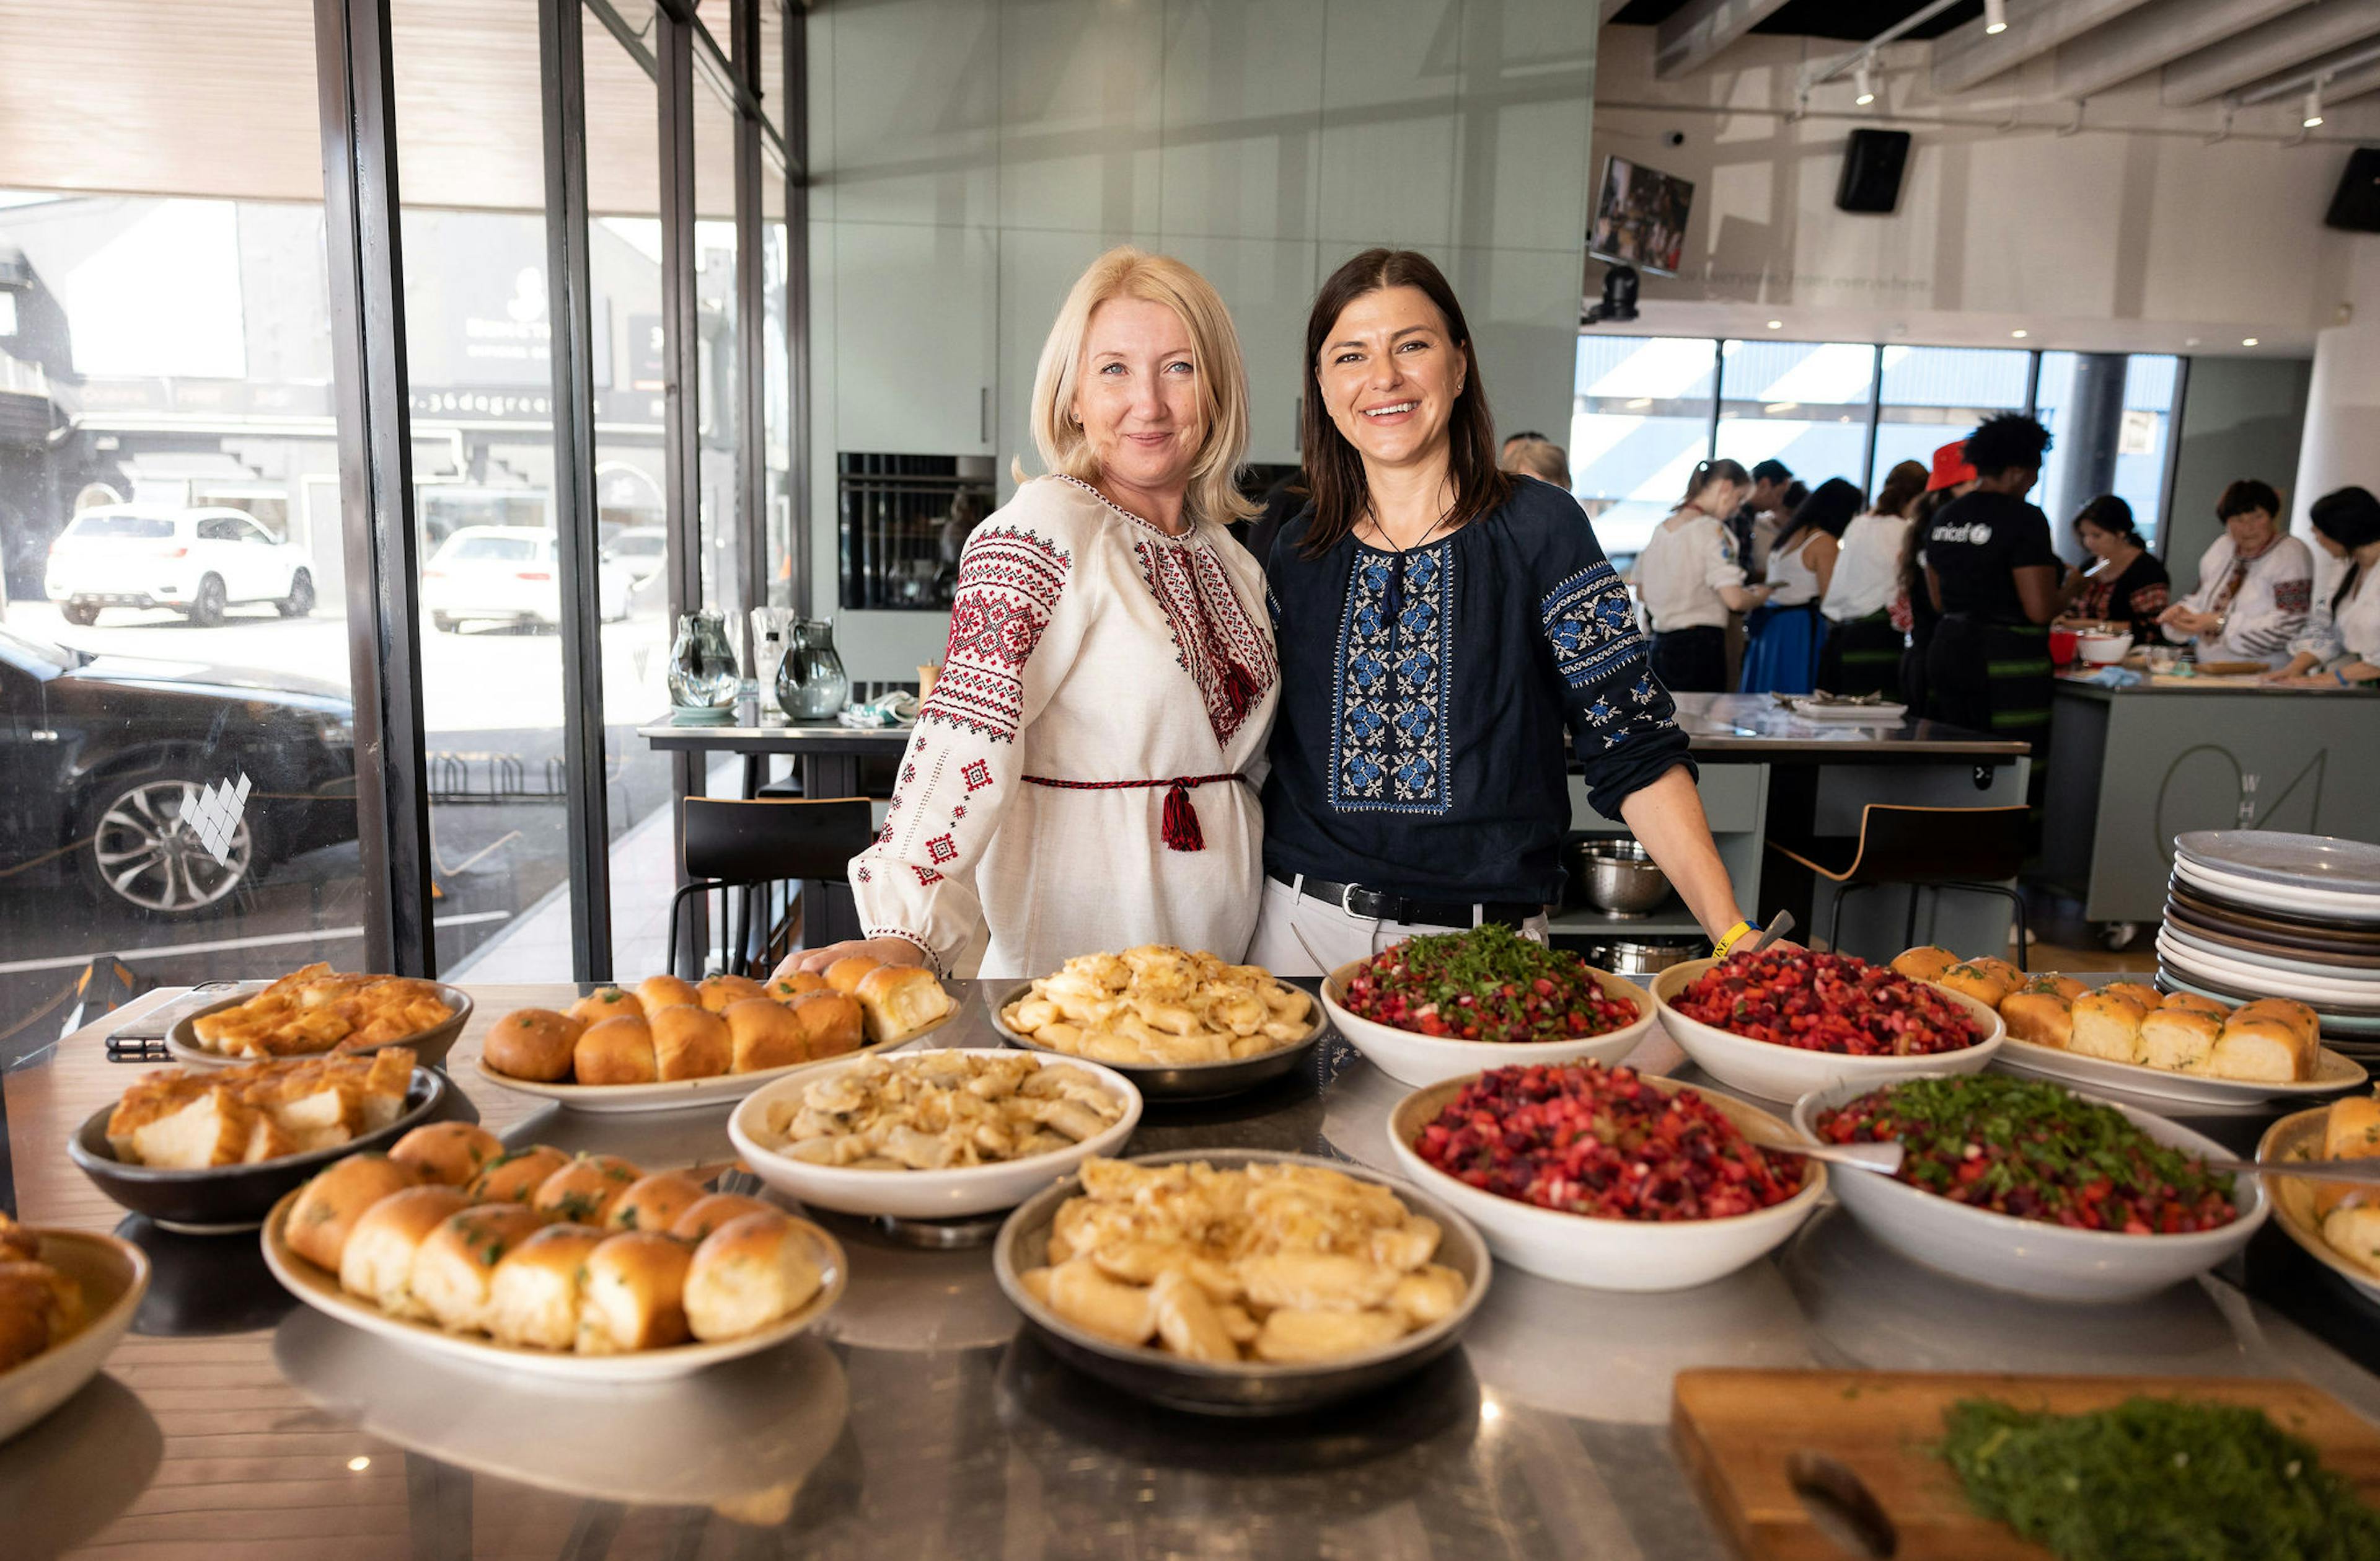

{"left": 2159, "top": 478, "right": 2314, "bottom": 668}
{"left": 1740, "top": 477, "right": 1859, "bottom": 696}
{"left": 1897, "top": 441, "right": 1978, "bottom": 719}
{"left": 1631, "top": 458, "right": 1771, "bottom": 692}
{"left": 1729, "top": 458, "right": 1793, "bottom": 579}
{"left": 1750, "top": 479, "right": 1809, "bottom": 580}
{"left": 1253, "top": 248, "right": 1757, "bottom": 975}
{"left": 2267, "top": 485, "right": 2380, "bottom": 689}
{"left": 1498, "top": 434, "right": 1571, "bottom": 492}
{"left": 2053, "top": 495, "right": 2169, "bottom": 637}
{"left": 1820, "top": 458, "right": 1928, "bottom": 698}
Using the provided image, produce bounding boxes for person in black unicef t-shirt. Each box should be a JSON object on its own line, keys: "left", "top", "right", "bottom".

{"left": 1918, "top": 413, "right": 2061, "bottom": 840}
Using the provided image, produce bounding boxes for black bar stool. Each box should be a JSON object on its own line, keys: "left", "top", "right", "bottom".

{"left": 1768, "top": 803, "right": 2030, "bottom": 968}
{"left": 666, "top": 797, "right": 876, "bottom": 979}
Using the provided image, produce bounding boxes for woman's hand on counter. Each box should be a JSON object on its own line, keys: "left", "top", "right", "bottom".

{"left": 772, "top": 937, "right": 932, "bottom": 981}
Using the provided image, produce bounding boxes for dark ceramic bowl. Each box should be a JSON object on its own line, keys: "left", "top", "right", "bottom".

{"left": 68, "top": 1066, "right": 450, "bottom": 1234}
{"left": 989, "top": 983, "right": 1328, "bottom": 1102}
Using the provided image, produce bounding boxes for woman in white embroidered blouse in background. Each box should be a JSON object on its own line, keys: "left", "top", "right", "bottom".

{"left": 777, "top": 248, "right": 1278, "bottom": 979}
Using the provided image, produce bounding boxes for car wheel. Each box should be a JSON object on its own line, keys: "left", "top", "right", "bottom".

{"left": 61, "top": 600, "right": 100, "bottom": 627}
{"left": 77, "top": 770, "right": 256, "bottom": 918}
{"left": 188, "top": 574, "right": 227, "bottom": 627}
{"left": 278, "top": 568, "right": 315, "bottom": 617}
{"left": 432, "top": 612, "right": 459, "bottom": 633}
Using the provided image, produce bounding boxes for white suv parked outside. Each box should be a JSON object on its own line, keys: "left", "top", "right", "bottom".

{"left": 45, "top": 506, "right": 316, "bottom": 627}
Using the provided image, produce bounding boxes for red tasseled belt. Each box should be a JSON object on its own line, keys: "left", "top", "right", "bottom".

{"left": 1021, "top": 772, "right": 1248, "bottom": 853}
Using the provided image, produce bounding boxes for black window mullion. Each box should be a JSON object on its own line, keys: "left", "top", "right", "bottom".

{"left": 734, "top": 0, "right": 765, "bottom": 660}
{"left": 659, "top": 0, "right": 706, "bottom": 974}
{"left": 784, "top": 0, "right": 811, "bottom": 614}
{"left": 1706, "top": 338, "right": 1723, "bottom": 461}
{"left": 1861, "top": 343, "right": 1884, "bottom": 493}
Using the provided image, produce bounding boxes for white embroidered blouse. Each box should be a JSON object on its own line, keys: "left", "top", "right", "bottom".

{"left": 2177, "top": 531, "right": 2315, "bottom": 666}
{"left": 849, "top": 475, "right": 1279, "bottom": 979}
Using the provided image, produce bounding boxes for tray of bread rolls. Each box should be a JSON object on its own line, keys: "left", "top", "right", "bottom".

{"left": 2258, "top": 1094, "right": 2380, "bottom": 1307}
{"left": 1891, "top": 947, "right": 2368, "bottom": 1107}
{"left": 472, "top": 959, "right": 957, "bottom": 1115}
{"left": 260, "top": 1121, "right": 844, "bottom": 1381}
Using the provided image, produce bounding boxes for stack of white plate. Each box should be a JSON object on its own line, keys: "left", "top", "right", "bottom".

{"left": 2161, "top": 831, "right": 2380, "bottom": 1053}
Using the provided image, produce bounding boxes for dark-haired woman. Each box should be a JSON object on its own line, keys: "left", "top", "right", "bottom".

{"left": 2053, "top": 495, "right": 2169, "bottom": 637}
{"left": 2159, "top": 478, "right": 2314, "bottom": 668}
{"left": 1632, "top": 458, "right": 1771, "bottom": 693}
{"left": 1741, "top": 477, "right": 1859, "bottom": 695}
{"left": 1819, "top": 459, "right": 1928, "bottom": 697}
{"left": 2267, "top": 485, "right": 2380, "bottom": 688}
{"left": 1250, "top": 248, "right": 1758, "bottom": 975}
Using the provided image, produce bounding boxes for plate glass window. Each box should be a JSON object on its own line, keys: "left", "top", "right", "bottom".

{"left": 1569, "top": 336, "right": 1719, "bottom": 562}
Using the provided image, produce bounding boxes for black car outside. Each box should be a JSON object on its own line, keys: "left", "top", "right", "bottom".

{"left": 0, "top": 622, "right": 358, "bottom": 917}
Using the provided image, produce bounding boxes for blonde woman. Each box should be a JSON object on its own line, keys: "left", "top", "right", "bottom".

{"left": 780, "top": 248, "right": 1277, "bottom": 979}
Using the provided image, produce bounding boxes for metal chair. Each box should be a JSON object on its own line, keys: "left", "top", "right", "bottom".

{"left": 1766, "top": 803, "right": 2031, "bottom": 968}
{"left": 665, "top": 797, "right": 875, "bottom": 979}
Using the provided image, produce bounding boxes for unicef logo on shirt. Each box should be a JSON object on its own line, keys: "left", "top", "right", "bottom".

{"left": 1934, "top": 521, "right": 1993, "bottom": 546}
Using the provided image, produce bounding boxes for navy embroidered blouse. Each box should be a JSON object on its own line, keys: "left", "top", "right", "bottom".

{"left": 1261, "top": 478, "right": 1696, "bottom": 904}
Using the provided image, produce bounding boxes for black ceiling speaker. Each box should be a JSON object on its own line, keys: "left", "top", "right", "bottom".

{"left": 2325, "top": 148, "right": 2380, "bottom": 233}
{"left": 1836, "top": 128, "right": 1912, "bottom": 214}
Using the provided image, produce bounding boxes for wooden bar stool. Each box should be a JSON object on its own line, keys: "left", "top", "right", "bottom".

{"left": 666, "top": 797, "right": 876, "bottom": 978}
{"left": 1767, "top": 803, "right": 2030, "bottom": 968}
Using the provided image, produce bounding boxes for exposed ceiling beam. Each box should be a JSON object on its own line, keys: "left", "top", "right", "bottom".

{"left": 1654, "top": 0, "right": 1795, "bottom": 81}
{"left": 2322, "top": 58, "right": 2380, "bottom": 100}
{"left": 2162, "top": 1, "right": 2380, "bottom": 105}
{"left": 2236, "top": 37, "right": 2380, "bottom": 100}
{"left": 1931, "top": 0, "right": 2157, "bottom": 96}
{"left": 2053, "top": 0, "right": 2312, "bottom": 102}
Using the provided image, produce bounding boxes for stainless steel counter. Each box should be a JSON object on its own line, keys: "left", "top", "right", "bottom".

{"left": 12, "top": 984, "right": 2377, "bottom": 1559}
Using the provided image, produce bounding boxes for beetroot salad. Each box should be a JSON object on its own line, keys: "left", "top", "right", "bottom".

{"left": 1343, "top": 924, "right": 1638, "bottom": 1043}
{"left": 1673, "top": 947, "right": 1983, "bottom": 1057}
{"left": 1815, "top": 1075, "right": 2238, "bottom": 1235}
{"left": 1412, "top": 1061, "right": 1807, "bottom": 1221}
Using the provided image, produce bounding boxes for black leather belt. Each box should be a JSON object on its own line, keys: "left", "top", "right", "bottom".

{"left": 1268, "top": 869, "right": 1538, "bottom": 930}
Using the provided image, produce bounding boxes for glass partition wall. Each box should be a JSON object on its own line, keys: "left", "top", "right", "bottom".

{"left": 0, "top": 0, "right": 801, "bottom": 1051}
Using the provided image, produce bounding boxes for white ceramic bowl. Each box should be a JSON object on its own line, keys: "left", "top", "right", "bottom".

{"left": 1, "top": 1231, "right": 149, "bottom": 1444}
{"left": 1649, "top": 957, "right": 2004, "bottom": 1105}
{"left": 1321, "top": 960, "right": 1659, "bottom": 1088}
{"left": 2076, "top": 630, "right": 2133, "bottom": 665}
{"left": 1386, "top": 1070, "right": 1826, "bottom": 1291}
{"left": 729, "top": 1048, "right": 1143, "bottom": 1219}
{"left": 1791, "top": 1072, "right": 2270, "bottom": 1304}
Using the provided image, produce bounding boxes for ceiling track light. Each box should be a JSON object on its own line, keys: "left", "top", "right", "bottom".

{"left": 1983, "top": 0, "right": 2007, "bottom": 35}
{"left": 1854, "top": 58, "right": 1877, "bottom": 107}
{"left": 2304, "top": 79, "right": 2324, "bottom": 130}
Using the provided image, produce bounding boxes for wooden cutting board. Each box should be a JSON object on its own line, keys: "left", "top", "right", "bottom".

{"left": 1672, "top": 1368, "right": 2380, "bottom": 1560}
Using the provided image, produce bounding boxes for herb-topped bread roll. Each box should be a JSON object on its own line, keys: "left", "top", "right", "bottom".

{"left": 637, "top": 975, "right": 703, "bottom": 1012}
{"left": 465, "top": 1144, "right": 573, "bottom": 1204}
{"left": 412, "top": 1204, "right": 550, "bottom": 1333}
{"left": 567, "top": 986, "right": 642, "bottom": 1027}
{"left": 767, "top": 971, "right": 828, "bottom": 1002}
{"left": 2102, "top": 981, "right": 2164, "bottom": 1013}
{"left": 1889, "top": 946, "right": 1958, "bottom": 984}
{"left": 684, "top": 1211, "right": 824, "bottom": 1340}
{"left": 2318, "top": 1097, "right": 2380, "bottom": 1265}
{"left": 606, "top": 1172, "right": 707, "bottom": 1234}
{"left": 697, "top": 975, "right": 767, "bottom": 1012}
{"left": 650, "top": 1004, "right": 732, "bottom": 1081}
{"left": 531, "top": 1154, "right": 643, "bottom": 1225}
{"left": 2206, "top": 1001, "right": 2319, "bottom": 1082}
{"left": 2069, "top": 990, "right": 2147, "bottom": 1063}
{"left": 2161, "top": 990, "right": 2231, "bottom": 1021}
{"left": 574, "top": 1015, "right": 657, "bottom": 1086}
{"left": 578, "top": 1232, "right": 692, "bottom": 1353}
{"left": 723, "top": 999, "right": 809, "bottom": 1073}
{"left": 1998, "top": 990, "right": 2072, "bottom": 1050}
{"left": 2023, "top": 973, "right": 2087, "bottom": 1002}
{"left": 671, "top": 1192, "right": 776, "bottom": 1242}
{"left": 1936, "top": 962, "right": 2016, "bottom": 1010}
{"left": 389, "top": 1121, "right": 504, "bottom": 1187}
{"left": 284, "top": 1152, "right": 421, "bottom": 1272}
{"left": 786, "top": 991, "right": 865, "bottom": 1061}
{"left": 338, "top": 1186, "right": 472, "bottom": 1317}
{"left": 855, "top": 965, "right": 953, "bottom": 1044}
{"left": 2139, "top": 1007, "right": 2221, "bottom": 1073}
{"left": 823, "top": 956, "right": 879, "bottom": 995}
{"left": 483, "top": 1009, "right": 585, "bottom": 1082}
{"left": 486, "top": 1223, "right": 609, "bottom": 1351}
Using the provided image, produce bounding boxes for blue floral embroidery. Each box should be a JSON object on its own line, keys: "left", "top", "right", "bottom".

{"left": 1541, "top": 560, "right": 1647, "bottom": 690}
{"left": 1330, "top": 543, "right": 1454, "bottom": 813}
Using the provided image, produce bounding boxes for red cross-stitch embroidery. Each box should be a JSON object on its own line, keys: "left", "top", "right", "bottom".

{"left": 918, "top": 525, "right": 1071, "bottom": 743}
{"left": 925, "top": 833, "right": 958, "bottom": 865}
{"left": 961, "top": 759, "right": 993, "bottom": 792}
{"left": 1131, "top": 538, "right": 1277, "bottom": 747}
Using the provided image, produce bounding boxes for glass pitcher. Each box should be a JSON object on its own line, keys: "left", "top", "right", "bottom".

{"left": 667, "top": 610, "right": 741, "bottom": 711}
{"left": 776, "top": 617, "right": 851, "bottom": 720}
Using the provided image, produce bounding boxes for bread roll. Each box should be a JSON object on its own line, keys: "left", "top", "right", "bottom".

{"left": 724, "top": 998, "right": 811, "bottom": 1072}
{"left": 2205, "top": 1012, "right": 2317, "bottom": 1083}
{"left": 2314, "top": 1097, "right": 2380, "bottom": 1223}
{"left": 2321, "top": 1205, "right": 2380, "bottom": 1276}
{"left": 855, "top": 965, "right": 953, "bottom": 1044}
{"left": 1968, "top": 956, "right": 2023, "bottom": 987}
{"left": 684, "top": 1211, "right": 823, "bottom": 1340}
{"left": 767, "top": 971, "right": 828, "bottom": 1003}
{"left": 2069, "top": 990, "right": 2146, "bottom": 1063}
{"left": 483, "top": 1009, "right": 584, "bottom": 1082}
{"left": 285, "top": 1153, "right": 421, "bottom": 1272}
{"left": 823, "top": 956, "right": 879, "bottom": 995}
{"left": 2161, "top": 991, "right": 2231, "bottom": 1021}
{"left": 650, "top": 1004, "right": 733, "bottom": 1082}
{"left": 1936, "top": 963, "right": 2015, "bottom": 1010}
{"left": 532, "top": 1154, "right": 643, "bottom": 1225}
{"left": 412, "top": 1203, "right": 550, "bottom": 1333}
{"left": 2103, "top": 981, "right": 2164, "bottom": 1013}
{"left": 486, "top": 1223, "right": 609, "bottom": 1350}
{"left": 389, "top": 1121, "right": 504, "bottom": 1188}
{"left": 2232, "top": 997, "right": 2320, "bottom": 1048}
{"left": 1889, "top": 946, "right": 1957, "bottom": 984}
{"left": 786, "top": 991, "right": 865, "bottom": 1061}
{"left": 339, "top": 1185, "right": 471, "bottom": 1317}
{"left": 574, "top": 1015, "right": 657, "bottom": 1087}
{"left": 2139, "top": 1008, "right": 2221, "bottom": 1073}
{"left": 698, "top": 975, "right": 768, "bottom": 1013}
{"left": 607, "top": 1172, "right": 707, "bottom": 1234}
{"left": 1998, "top": 992, "right": 2073, "bottom": 1050}
{"left": 578, "top": 1232, "right": 692, "bottom": 1353}
{"left": 566, "top": 986, "right": 642, "bottom": 1027}
{"left": 637, "top": 975, "right": 703, "bottom": 1012}
{"left": 465, "top": 1144, "right": 572, "bottom": 1204}
{"left": 672, "top": 1192, "right": 775, "bottom": 1242}
{"left": 2016, "top": 974, "right": 2086, "bottom": 1002}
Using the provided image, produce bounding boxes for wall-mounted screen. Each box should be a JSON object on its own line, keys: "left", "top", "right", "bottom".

{"left": 1587, "top": 156, "right": 1693, "bottom": 278}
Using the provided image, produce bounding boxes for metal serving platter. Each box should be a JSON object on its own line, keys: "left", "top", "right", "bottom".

{"left": 987, "top": 981, "right": 1327, "bottom": 1102}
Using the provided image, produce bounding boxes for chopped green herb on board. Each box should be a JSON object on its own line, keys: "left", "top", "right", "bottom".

{"left": 1941, "top": 1396, "right": 2380, "bottom": 1560}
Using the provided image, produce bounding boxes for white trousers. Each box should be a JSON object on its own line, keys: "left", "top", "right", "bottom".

{"left": 1245, "top": 876, "right": 1552, "bottom": 978}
